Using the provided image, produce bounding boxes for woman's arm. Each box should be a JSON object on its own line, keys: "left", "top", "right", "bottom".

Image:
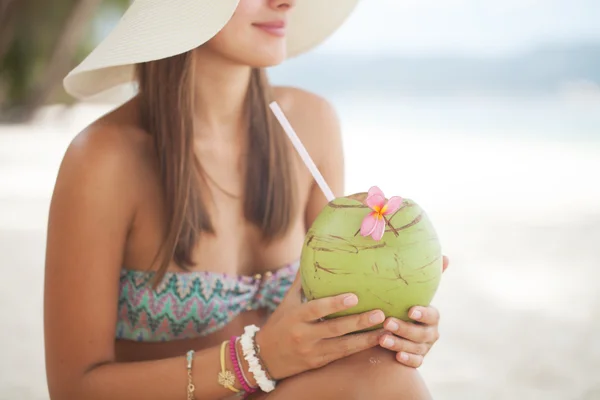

{"left": 43, "top": 128, "right": 240, "bottom": 400}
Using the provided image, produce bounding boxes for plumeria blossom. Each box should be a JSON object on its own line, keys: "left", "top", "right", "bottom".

{"left": 360, "top": 186, "right": 403, "bottom": 241}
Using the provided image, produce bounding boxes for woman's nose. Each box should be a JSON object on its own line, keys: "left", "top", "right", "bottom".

{"left": 269, "top": 0, "right": 295, "bottom": 11}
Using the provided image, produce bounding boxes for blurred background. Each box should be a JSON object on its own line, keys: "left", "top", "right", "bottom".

{"left": 1, "top": 0, "right": 599, "bottom": 399}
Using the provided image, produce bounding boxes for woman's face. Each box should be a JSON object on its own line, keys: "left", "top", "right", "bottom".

{"left": 203, "top": 0, "right": 295, "bottom": 67}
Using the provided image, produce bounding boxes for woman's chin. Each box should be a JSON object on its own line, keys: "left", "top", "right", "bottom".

{"left": 236, "top": 44, "right": 287, "bottom": 68}
{"left": 246, "top": 53, "right": 286, "bottom": 68}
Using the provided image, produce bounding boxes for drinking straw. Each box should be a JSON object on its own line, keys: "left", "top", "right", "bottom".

{"left": 269, "top": 101, "right": 336, "bottom": 202}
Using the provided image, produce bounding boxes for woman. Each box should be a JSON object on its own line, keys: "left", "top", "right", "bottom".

{"left": 44, "top": 0, "right": 449, "bottom": 399}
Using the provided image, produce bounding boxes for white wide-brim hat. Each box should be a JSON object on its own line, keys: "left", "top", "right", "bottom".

{"left": 63, "top": 0, "right": 360, "bottom": 102}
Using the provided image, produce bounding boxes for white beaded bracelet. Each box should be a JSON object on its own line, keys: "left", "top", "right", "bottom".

{"left": 240, "top": 324, "right": 276, "bottom": 393}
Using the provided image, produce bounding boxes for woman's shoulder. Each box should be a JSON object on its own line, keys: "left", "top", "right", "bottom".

{"left": 74, "top": 100, "right": 152, "bottom": 157}
{"left": 54, "top": 105, "right": 154, "bottom": 211}
{"left": 272, "top": 86, "right": 340, "bottom": 125}
{"left": 66, "top": 102, "right": 154, "bottom": 174}
{"left": 272, "top": 86, "right": 342, "bottom": 150}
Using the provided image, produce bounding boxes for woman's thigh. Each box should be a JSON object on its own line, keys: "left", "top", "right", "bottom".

{"left": 252, "top": 347, "right": 432, "bottom": 400}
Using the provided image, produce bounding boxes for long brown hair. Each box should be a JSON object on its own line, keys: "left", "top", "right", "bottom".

{"left": 136, "top": 51, "right": 297, "bottom": 283}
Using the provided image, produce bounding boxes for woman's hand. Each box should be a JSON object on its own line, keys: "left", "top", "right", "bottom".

{"left": 256, "top": 274, "right": 385, "bottom": 380}
{"left": 379, "top": 255, "right": 450, "bottom": 368}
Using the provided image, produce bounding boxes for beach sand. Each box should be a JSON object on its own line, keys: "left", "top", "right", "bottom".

{"left": 1, "top": 104, "right": 599, "bottom": 399}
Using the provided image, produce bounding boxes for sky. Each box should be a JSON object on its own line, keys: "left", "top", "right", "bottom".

{"left": 316, "top": 0, "right": 600, "bottom": 56}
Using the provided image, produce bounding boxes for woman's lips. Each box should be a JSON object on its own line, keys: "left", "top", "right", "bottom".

{"left": 253, "top": 21, "right": 286, "bottom": 37}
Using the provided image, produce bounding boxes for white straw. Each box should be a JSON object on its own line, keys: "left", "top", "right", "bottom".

{"left": 269, "top": 101, "right": 336, "bottom": 202}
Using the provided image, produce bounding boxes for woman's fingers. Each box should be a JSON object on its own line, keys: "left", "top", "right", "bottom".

{"left": 396, "top": 351, "right": 425, "bottom": 368}
{"left": 298, "top": 293, "right": 359, "bottom": 322}
{"left": 442, "top": 255, "right": 450, "bottom": 273}
{"left": 383, "top": 318, "right": 439, "bottom": 344}
{"left": 317, "top": 309, "right": 385, "bottom": 338}
{"left": 282, "top": 271, "right": 305, "bottom": 305}
{"left": 379, "top": 334, "right": 430, "bottom": 356}
{"left": 321, "top": 330, "right": 383, "bottom": 364}
{"left": 407, "top": 305, "right": 440, "bottom": 326}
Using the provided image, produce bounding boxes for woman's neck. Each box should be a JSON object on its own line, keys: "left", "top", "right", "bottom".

{"left": 192, "top": 52, "right": 252, "bottom": 141}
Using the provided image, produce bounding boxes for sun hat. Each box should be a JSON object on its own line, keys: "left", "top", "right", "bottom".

{"left": 63, "top": 0, "right": 360, "bottom": 102}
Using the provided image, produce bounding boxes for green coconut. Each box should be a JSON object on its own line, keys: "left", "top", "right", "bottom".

{"left": 300, "top": 193, "right": 442, "bottom": 326}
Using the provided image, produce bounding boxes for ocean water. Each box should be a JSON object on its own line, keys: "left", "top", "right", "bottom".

{"left": 330, "top": 94, "right": 600, "bottom": 219}
{"left": 333, "top": 94, "right": 600, "bottom": 142}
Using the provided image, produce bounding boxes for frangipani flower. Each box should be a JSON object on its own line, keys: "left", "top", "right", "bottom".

{"left": 360, "top": 186, "right": 403, "bottom": 241}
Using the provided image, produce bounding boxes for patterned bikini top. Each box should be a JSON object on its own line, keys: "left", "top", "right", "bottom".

{"left": 116, "top": 261, "right": 299, "bottom": 342}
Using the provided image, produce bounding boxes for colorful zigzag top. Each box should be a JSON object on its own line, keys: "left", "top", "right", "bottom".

{"left": 116, "top": 261, "right": 298, "bottom": 342}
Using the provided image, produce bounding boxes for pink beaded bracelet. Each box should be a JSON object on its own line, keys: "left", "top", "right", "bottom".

{"left": 230, "top": 336, "right": 257, "bottom": 395}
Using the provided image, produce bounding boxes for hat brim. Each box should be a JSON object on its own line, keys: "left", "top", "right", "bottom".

{"left": 63, "top": 0, "right": 360, "bottom": 102}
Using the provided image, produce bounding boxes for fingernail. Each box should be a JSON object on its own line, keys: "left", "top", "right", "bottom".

{"left": 386, "top": 320, "right": 399, "bottom": 331}
{"left": 383, "top": 337, "right": 394, "bottom": 348}
{"left": 369, "top": 311, "right": 385, "bottom": 324}
{"left": 343, "top": 295, "right": 358, "bottom": 307}
{"left": 411, "top": 310, "right": 422, "bottom": 320}
{"left": 400, "top": 352, "right": 409, "bottom": 361}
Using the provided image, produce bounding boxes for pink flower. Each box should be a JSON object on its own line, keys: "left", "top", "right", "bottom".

{"left": 360, "top": 186, "right": 403, "bottom": 241}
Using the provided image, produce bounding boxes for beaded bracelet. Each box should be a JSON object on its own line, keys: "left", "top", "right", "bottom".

{"left": 229, "top": 336, "right": 257, "bottom": 395}
{"left": 235, "top": 337, "right": 257, "bottom": 391}
{"left": 240, "top": 325, "right": 276, "bottom": 393}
